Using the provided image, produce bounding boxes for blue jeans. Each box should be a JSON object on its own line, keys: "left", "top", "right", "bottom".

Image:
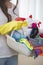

{"left": 0, "top": 55, "right": 18, "bottom": 65}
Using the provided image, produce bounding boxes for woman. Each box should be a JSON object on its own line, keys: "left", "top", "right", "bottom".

{"left": 0, "top": 0, "right": 19, "bottom": 65}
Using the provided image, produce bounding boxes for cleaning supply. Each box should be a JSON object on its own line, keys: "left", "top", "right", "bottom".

{"left": 11, "top": 30, "right": 26, "bottom": 42}
{"left": 34, "top": 49, "right": 42, "bottom": 59}
{"left": 34, "top": 46, "right": 43, "bottom": 56}
{"left": 11, "top": 30, "right": 33, "bottom": 51}
{"left": 20, "top": 38, "right": 33, "bottom": 50}
{"left": 30, "top": 23, "right": 39, "bottom": 38}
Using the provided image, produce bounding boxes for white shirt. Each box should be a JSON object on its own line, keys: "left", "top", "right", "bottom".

{"left": 0, "top": 5, "right": 19, "bottom": 58}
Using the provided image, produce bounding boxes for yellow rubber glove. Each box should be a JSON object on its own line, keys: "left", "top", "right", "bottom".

{"left": 0, "top": 20, "right": 27, "bottom": 35}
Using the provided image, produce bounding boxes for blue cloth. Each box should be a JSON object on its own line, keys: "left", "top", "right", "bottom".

{"left": 29, "top": 37, "right": 43, "bottom": 47}
{"left": 0, "top": 55, "right": 18, "bottom": 65}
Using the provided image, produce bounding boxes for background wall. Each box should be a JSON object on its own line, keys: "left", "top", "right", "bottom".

{"left": 19, "top": 0, "right": 43, "bottom": 21}
{"left": 18, "top": 54, "right": 43, "bottom": 65}
{"left": 19, "top": 0, "right": 36, "bottom": 18}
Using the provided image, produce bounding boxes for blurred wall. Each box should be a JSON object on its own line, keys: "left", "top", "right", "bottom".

{"left": 18, "top": 54, "right": 43, "bottom": 65}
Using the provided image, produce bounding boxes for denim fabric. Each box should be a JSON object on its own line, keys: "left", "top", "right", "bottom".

{"left": 0, "top": 55, "right": 18, "bottom": 65}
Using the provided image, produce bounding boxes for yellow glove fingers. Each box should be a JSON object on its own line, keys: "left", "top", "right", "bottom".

{"left": 0, "top": 21, "right": 27, "bottom": 35}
